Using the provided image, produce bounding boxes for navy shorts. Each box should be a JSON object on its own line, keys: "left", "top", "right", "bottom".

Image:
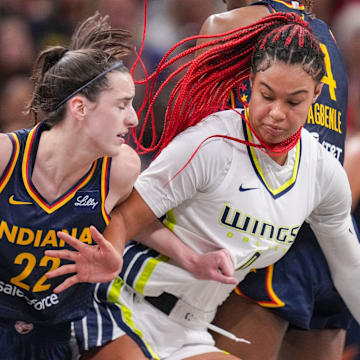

{"left": 236, "top": 222, "right": 353, "bottom": 330}
{"left": 0, "top": 319, "right": 72, "bottom": 360}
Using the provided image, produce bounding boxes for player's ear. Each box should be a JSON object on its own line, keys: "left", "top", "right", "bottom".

{"left": 312, "top": 82, "right": 323, "bottom": 103}
{"left": 249, "top": 71, "right": 255, "bottom": 89}
{"left": 69, "top": 95, "right": 87, "bottom": 120}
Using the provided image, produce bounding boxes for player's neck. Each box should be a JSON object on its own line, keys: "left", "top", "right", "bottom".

{"left": 268, "top": 152, "right": 288, "bottom": 165}
{"left": 32, "top": 127, "right": 97, "bottom": 202}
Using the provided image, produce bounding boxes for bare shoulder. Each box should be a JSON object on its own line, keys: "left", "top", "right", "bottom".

{"left": 344, "top": 133, "right": 360, "bottom": 208}
{"left": 0, "top": 133, "right": 14, "bottom": 177}
{"left": 199, "top": 5, "right": 270, "bottom": 37}
{"left": 196, "top": 5, "right": 270, "bottom": 56}
{"left": 111, "top": 144, "right": 140, "bottom": 190}
{"left": 345, "top": 134, "right": 360, "bottom": 169}
{"left": 108, "top": 144, "right": 141, "bottom": 208}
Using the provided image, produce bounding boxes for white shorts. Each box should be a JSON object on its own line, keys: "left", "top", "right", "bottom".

{"left": 74, "top": 281, "right": 223, "bottom": 359}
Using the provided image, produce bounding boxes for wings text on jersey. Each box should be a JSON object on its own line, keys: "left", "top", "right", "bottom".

{"left": 219, "top": 203, "right": 300, "bottom": 246}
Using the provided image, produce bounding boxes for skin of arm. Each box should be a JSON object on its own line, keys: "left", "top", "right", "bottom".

{"left": 134, "top": 219, "right": 236, "bottom": 284}
{"left": 196, "top": 5, "right": 269, "bottom": 56}
{"left": 344, "top": 134, "right": 360, "bottom": 211}
{"left": 0, "top": 133, "right": 14, "bottom": 177}
{"left": 104, "top": 188, "right": 157, "bottom": 248}
{"left": 104, "top": 144, "right": 142, "bottom": 254}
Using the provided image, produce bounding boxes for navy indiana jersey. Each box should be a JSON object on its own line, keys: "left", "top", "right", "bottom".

{"left": 0, "top": 123, "right": 111, "bottom": 325}
{"left": 234, "top": 0, "right": 348, "bottom": 164}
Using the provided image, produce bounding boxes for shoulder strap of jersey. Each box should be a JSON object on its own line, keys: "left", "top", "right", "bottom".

{"left": 249, "top": 0, "right": 305, "bottom": 13}
{"left": 0, "top": 133, "right": 21, "bottom": 193}
{"left": 100, "top": 156, "right": 112, "bottom": 225}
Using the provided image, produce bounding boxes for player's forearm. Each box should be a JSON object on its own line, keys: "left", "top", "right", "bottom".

{"left": 103, "top": 211, "right": 127, "bottom": 254}
{"left": 134, "top": 220, "right": 201, "bottom": 272}
{"left": 106, "top": 188, "right": 158, "bottom": 254}
{"left": 135, "top": 220, "right": 237, "bottom": 284}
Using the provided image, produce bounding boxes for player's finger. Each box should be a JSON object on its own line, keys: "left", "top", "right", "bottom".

{"left": 89, "top": 226, "right": 108, "bottom": 247}
{"left": 57, "top": 231, "right": 86, "bottom": 251}
{"left": 45, "top": 249, "right": 78, "bottom": 261}
{"left": 210, "top": 270, "right": 237, "bottom": 285}
{"left": 52, "top": 275, "right": 79, "bottom": 293}
{"left": 217, "top": 250, "right": 235, "bottom": 277}
{"left": 46, "top": 264, "right": 77, "bottom": 279}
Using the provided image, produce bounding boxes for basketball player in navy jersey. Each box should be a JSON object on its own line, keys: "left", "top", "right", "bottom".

{"left": 0, "top": 13, "right": 140, "bottom": 359}
{"left": 197, "top": 1, "right": 353, "bottom": 359}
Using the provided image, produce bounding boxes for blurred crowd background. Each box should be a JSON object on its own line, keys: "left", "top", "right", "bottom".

{"left": 1, "top": 0, "right": 359, "bottom": 135}
{"left": 0, "top": 0, "right": 224, "bottom": 133}
{"left": 0, "top": 0, "right": 360, "bottom": 358}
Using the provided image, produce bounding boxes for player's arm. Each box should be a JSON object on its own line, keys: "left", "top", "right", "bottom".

{"left": 196, "top": 6, "right": 269, "bottom": 56}
{"left": 45, "top": 187, "right": 157, "bottom": 292}
{"left": 344, "top": 134, "right": 360, "bottom": 210}
{"left": 134, "top": 219, "right": 236, "bottom": 284}
{"left": 104, "top": 144, "right": 142, "bottom": 253}
{"left": 0, "top": 133, "right": 14, "bottom": 177}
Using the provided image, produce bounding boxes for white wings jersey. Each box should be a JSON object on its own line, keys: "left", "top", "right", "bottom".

{"left": 131, "top": 109, "right": 352, "bottom": 316}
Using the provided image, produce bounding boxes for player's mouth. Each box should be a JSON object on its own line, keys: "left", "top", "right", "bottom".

{"left": 117, "top": 132, "right": 128, "bottom": 143}
{"left": 263, "top": 124, "right": 285, "bottom": 137}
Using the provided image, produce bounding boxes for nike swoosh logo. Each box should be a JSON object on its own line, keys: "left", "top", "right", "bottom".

{"left": 9, "top": 195, "right": 32, "bottom": 205}
{"left": 239, "top": 185, "right": 258, "bottom": 192}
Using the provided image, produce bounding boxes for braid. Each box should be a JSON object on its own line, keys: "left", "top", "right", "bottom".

{"left": 134, "top": 12, "right": 324, "bottom": 157}
{"left": 252, "top": 20, "right": 324, "bottom": 82}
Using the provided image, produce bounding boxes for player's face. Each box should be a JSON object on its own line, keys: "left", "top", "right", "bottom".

{"left": 84, "top": 71, "right": 138, "bottom": 157}
{"left": 248, "top": 61, "right": 322, "bottom": 146}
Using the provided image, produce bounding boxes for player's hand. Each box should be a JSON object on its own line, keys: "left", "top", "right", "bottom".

{"left": 187, "top": 249, "right": 237, "bottom": 285}
{"left": 45, "top": 226, "right": 122, "bottom": 293}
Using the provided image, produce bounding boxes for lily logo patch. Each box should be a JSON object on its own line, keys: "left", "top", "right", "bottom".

{"left": 74, "top": 191, "right": 99, "bottom": 211}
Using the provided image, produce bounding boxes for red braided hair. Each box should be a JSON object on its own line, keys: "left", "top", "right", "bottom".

{"left": 132, "top": 11, "right": 324, "bottom": 158}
